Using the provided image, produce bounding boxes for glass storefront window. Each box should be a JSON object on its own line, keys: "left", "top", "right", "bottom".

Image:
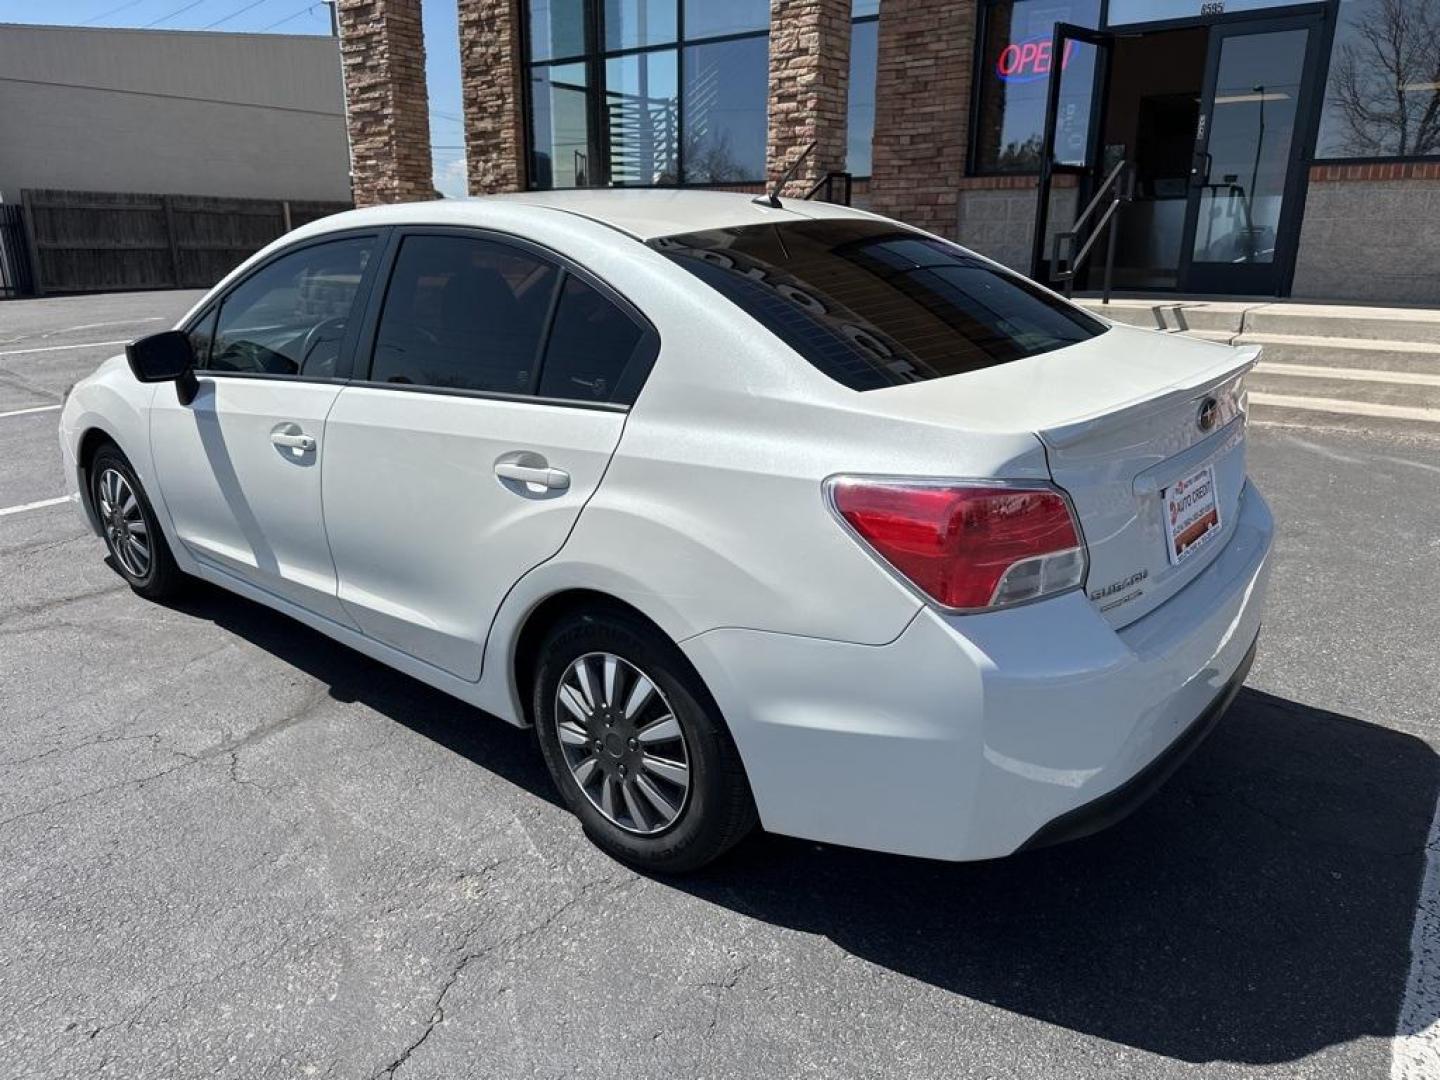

{"left": 530, "top": 0, "right": 585, "bottom": 60}
{"left": 603, "top": 0, "right": 677, "bottom": 51}
{"left": 682, "top": 0, "right": 769, "bottom": 40}
{"left": 530, "top": 63, "right": 592, "bottom": 188}
{"left": 684, "top": 36, "right": 769, "bottom": 182}
{"left": 1315, "top": 0, "right": 1440, "bottom": 159}
{"left": 524, "top": 0, "right": 769, "bottom": 188}
{"left": 973, "top": 0, "right": 1102, "bottom": 173}
{"left": 847, "top": 17, "right": 878, "bottom": 175}
{"left": 604, "top": 50, "right": 680, "bottom": 185}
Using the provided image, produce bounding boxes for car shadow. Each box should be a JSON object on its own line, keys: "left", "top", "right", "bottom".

{"left": 166, "top": 581, "right": 1435, "bottom": 1067}
{"left": 673, "top": 686, "right": 1438, "bottom": 1065}
{"left": 164, "top": 580, "right": 562, "bottom": 811}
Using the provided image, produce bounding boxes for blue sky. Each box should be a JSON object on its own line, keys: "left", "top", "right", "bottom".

{"left": 0, "top": 0, "right": 470, "bottom": 196}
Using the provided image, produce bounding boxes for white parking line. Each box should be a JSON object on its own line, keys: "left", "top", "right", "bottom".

{"left": 1249, "top": 392, "right": 1440, "bottom": 424}
{"left": 48, "top": 317, "right": 163, "bottom": 335}
{"left": 0, "top": 495, "right": 73, "bottom": 518}
{"left": 0, "top": 317, "right": 163, "bottom": 348}
{"left": 0, "top": 339, "right": 129, "bottom": 358}
{"left": 0, "top": 404, "right": 62, "bottom": 420}
{"left": 1393, "top": 794, "right": 1440, "bottom": 1079}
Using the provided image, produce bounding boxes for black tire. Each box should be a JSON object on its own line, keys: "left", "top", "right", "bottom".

{"left": 90, "top": 443, "right": 184, "bottom": 601}
{"left": 533, "top": 609, "right": 757, "bottom": 874}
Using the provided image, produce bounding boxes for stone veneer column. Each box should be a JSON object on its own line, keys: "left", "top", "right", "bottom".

{"left": 766, "top": 0, "right": 852, "bottom": 198}
{"left": 458, "top": 0, "right": 527, "bottom": 194}
{"left": 868, "top": 0, "right": 975, "bottom": 236}
{"left": 337, "top": 0, "right": 436, "bottom": 206}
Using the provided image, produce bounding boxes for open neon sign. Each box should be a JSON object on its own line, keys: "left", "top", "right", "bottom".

{"left": 996, "top": 36, "right": 1075, "bottom": 83}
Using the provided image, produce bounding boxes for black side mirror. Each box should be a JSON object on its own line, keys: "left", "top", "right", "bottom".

{"left": 126, "top": 330, "right": 199, "bottom": 405}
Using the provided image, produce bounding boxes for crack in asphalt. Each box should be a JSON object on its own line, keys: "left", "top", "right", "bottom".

{"left": 0, "top": 683, "right": 334, "bottom": 832}
{"left": 0, "top": 731, "right": 162, "bottom": 771}
{"left": 0, "top": 581, "right": 129, "bottom": 624}
{"left": 0, "top": 533, "right": 90, "bottom": 561}
{"left": 227, "top": 750, "right": 273, "bottom": 793}
{"left": 0, "top": 363, "right": 62, "bottom": 403}
{"left": 692, "top": 956, "right": 754, "bottom": 1071}
{"left": 72, "top": 929, "right": 345, "bottom": 1059}
{"left": 373, "top": 873, "right": 630, "bottom": 1079}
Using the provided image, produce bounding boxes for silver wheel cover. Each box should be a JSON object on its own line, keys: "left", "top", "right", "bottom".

{"left": 96, "top": 467, "right": 151, "bottom": 580}
{"left": 554, "top": 652, "right": 692, "bottom": 835}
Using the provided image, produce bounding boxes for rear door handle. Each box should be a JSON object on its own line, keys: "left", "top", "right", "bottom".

{"left": 494, "top": 457, "right": 570, "bottom": 491}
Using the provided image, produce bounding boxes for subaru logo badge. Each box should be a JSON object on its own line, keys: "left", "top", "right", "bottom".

{"left": 1197, "top": 396, "right": 1219, "bottom": 433}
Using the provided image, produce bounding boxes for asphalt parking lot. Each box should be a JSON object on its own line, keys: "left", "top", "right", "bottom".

{"left": 3, "top": 290, "right": 1439, "bottom": 1080}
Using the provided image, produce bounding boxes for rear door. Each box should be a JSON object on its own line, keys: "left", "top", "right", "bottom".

{"left": 150, "top": 232, "right": 380, "bottom": 625}
{"left": 322, "top": 228, "right": 657, "bottom": 681}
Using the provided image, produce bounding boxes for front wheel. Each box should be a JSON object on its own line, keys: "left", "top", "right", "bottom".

{"left": 90, "top": 444, "right": 184, "bottom": 601}
{"left": 533, "top": 610, "right": 757, "bottom": 873}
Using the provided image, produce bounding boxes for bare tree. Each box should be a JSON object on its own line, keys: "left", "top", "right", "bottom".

{"left": 1326, "top": 0, "right": 1440, "bottom": 156}
{"left": 682, "top": 128, "right": 752, "bottom": 184}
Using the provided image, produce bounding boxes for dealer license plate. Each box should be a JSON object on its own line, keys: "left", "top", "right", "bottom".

{"left": 1163, "top": 463, "right": 1221, "bottom": 566}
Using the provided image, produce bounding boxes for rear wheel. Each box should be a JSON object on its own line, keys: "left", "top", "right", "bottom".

{"left": 533, "top": 610, "right": 756, "bottom": 873}
{"left": 90, "top": 444, "right": 183, "bottom": 601}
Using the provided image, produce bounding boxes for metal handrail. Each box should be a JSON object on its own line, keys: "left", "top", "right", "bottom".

{"left": 803, "top": 171, "right": 853, "bottom": 205}
{"left": 1051, "top": 159, "right": 1132, "bottom": 303}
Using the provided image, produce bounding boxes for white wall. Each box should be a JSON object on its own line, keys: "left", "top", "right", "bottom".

{"left": 0, "top": 23, "right": 351, "bottom": 204}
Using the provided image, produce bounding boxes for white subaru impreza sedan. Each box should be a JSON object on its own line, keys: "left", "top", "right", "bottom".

{"left": 59, "top": 190, "right": 1272, "bottom": 872}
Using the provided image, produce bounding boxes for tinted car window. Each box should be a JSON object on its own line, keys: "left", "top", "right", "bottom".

{"left": 188, "top": 306, "right": 217, "bottom": 368}
{"left": 207, "top": 237, "right": 373, "bottom": 378}
{"left": 371, "top": 235, "right": 558, "bottom": 395}
{"left": 537, "top": 274, "right": 647, "bottom": 403}
{"left": 651, "top": 220, "right": 1106, "bottom": 391}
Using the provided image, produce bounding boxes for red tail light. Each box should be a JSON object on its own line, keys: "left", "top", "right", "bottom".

{"left": 828, "top": 478, "right": 1086, "bottom": 611}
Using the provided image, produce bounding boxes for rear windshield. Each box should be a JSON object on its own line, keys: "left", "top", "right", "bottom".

{"left": 650, "top": 219, "right": 1107, "bottom": 391}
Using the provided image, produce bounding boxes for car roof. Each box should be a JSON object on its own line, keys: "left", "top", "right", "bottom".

{"left": 310, "top": 188, "right": 882, "bottom": 243}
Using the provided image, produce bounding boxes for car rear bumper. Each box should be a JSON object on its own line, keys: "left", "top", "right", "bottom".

{"left": 1016, "top": 631, "right": 1256, "bottom": 851}
{"left": 681, "top": 480, "right": 1273, "bottom": 862}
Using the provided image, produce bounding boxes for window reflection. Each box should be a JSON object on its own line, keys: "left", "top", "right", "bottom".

{"left": 682, "top": 0, "right": 769, "bottom": 40}
{"left": 847, "top": 17, "right": 878, "bottom": 175}
{"left": 523, "top": 0, "right": 771, "bottom": 188}
{"left": 531, "top": 63, "right": 592, "bottom": 188}
{"left": 684, "top": 37, "right": 768, "bottom": 182}
{"left": 603, "top": 0, "right": 676, "bottom": 51}
{"left": 529, "top": 0, "right": 585, "bottom": 60}
{"left": 654, "top": 220, "right": 1106, "bottom": 392}
{"left": 1192, "top": 30, "right": 1307, "bottom": 265}
{"left": 1317, "top": 0, "right": 1440, "bottom": 158}
{"left": 605, "top": 50, "right": 680, "bottom": 185}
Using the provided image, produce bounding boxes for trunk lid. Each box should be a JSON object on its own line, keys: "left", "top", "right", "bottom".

{"left": 865, "top": 323, "right": 1258, "bottom": 627}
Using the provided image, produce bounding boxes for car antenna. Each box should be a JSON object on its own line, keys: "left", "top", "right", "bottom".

{"left": 754, "top": 141, "right": 817, "bottom": 209}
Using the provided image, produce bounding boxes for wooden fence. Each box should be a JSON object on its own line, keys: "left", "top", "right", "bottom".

{"left": 18, "top": 189, "right": 353, "bottom": 295}
{"left": 0, "top": 204, "right": 37, "bottom": 299}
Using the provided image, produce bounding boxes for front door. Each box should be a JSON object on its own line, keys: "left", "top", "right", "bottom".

{"left": 321, "top": 229, "right": 655, "bottom": 682}
{"left": 1180, "top": 15, "right": 1324, "bottom": 294}
{"left": 150, "top": 233, "right": 380, "bottom": 626}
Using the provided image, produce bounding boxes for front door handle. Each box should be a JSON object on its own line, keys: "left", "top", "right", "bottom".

{"left": 271, "top": 428, "right": 317, "bottom": 452}
{"left": 494, "top": 461, "right": 571, "bottom": 491}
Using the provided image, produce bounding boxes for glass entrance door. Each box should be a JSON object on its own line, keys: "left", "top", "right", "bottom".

{"left": 1180, "top": 16, "right": 1323, "bottom": 294}
{"left": 1030, "top": 23, "right": 1112, "bottom": 283}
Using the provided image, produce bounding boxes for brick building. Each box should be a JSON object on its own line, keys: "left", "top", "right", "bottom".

{"left": 337, "top": 0, "right": 1440, "bottom": 304}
